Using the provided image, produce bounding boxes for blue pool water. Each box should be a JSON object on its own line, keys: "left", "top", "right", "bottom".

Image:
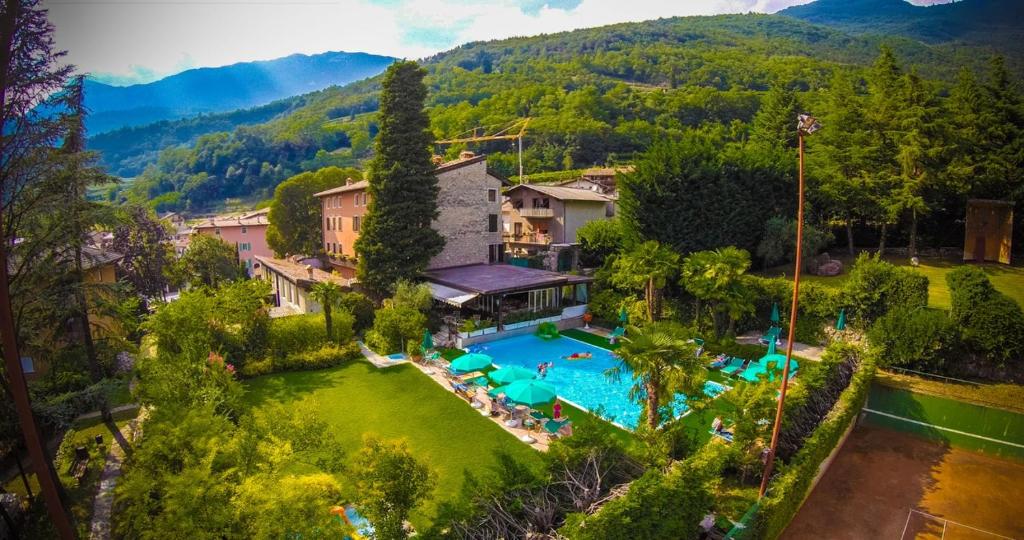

{"left": 470, "top": 334, "right": 727, "bottom": 429}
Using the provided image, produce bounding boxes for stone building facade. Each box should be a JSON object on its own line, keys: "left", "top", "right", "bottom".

{"left": 314, "top": 152, "right": 505, "bottom": 277}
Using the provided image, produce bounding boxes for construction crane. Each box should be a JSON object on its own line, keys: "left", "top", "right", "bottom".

{"left": 435, "top": 118, "right": 531, "bottom": 182}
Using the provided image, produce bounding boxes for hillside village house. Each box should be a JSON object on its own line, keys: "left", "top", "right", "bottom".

{"left": 256, "top": 255, "right": 355, "bottom": 317}
{"left": 192, "top": 208, "right": 272, "bottom": 275}
{"left": 22, "top": 245, "right": 124, "bottom": 379}
{"left": 555, "top": 166, "right": 632, "bottom": 197}
{"left": 160, "top": 211, "right": 193, "bottom": 256}
{"left": 314, "top": 152, "right": 506, "bottom": 278}
{"left": 502, "top": 183, "right": 613, "bottom": 266}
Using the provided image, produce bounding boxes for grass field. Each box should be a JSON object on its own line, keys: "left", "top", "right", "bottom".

{"left": 783, "top": 424, "right": 1024, "bottom": 540}
{"left": 242, "top": 360, "right": 545, "bottom": 529}
{"left": 762, "top": 255, "right": 1024, "bottom": 310}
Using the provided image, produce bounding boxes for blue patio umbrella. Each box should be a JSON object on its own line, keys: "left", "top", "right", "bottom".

{"left": 490, "top": 379, "right": 557, "bottom": 406}
{"left": 770, "top": 303, "right": 780, "bottom": 325}
{"left": 450, "top": 353, "right": 493, "bottom": 373}
{"left": 836, "top": 308, "right": 847, "bottom": 331}
{"left": 488, "top": 366, "right": 536, "bottom": 385}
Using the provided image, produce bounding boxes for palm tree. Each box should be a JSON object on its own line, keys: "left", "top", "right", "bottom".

{"left": 606, "top": 322, "right": 702, "bottom": 429}
{"left": 680, "top": 246, "right": 755, "bottom": 337}
{"left": 309, "top": 281, "right": 344, "bottom": 341}
{"left": 612, "top": 240, "right": 680, "bottom": 322}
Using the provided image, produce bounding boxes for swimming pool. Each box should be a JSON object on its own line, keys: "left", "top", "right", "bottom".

{"left": 470, "top": 333, "right": 727, "bottom": 430}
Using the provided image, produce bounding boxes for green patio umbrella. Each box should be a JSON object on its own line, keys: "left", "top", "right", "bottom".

{"left": 836, "top": 308, "right": 847, "bottom": 331}
{"left": 488, "top": 366, "right": 536, "bottom": 385}
{"left": 421, "top": 328, "right": 434, "bottom": 352}
{"left": 767, "top": 338, "right": 777, "bottom": 356}
{"left": 770, "top": 302, "right": 780, "bottom": 326}
{"left": 492, "top": 379, "right": 557, "bottom": 406}
{"left": 619, "top": 306, "right": 629, "bottom": 325}
{"left": 450, "top": 353, "right": 493, "bottom": 373}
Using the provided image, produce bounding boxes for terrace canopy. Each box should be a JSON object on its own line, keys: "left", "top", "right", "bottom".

{"left": 423, "top": 263, "right": 592, "bottom": 330}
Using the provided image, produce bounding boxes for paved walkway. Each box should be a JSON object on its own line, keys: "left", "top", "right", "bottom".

{"left": 737, "top": 332, "right": 825, "bottom": 361}
{"left": 89, "top": 408, "right": 148, "bottom": 540}
{"left": 73, "top": 403, "right": 140, "bottom": 423}
{"left": 357, "top": 341, "right": 410, "bottom": 369}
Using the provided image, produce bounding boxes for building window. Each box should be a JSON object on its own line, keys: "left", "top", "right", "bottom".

{"left": 488, "top": 189, "right": 497, "bottom": 202}
{"left": 353, "top": 216, "right": 361, "bottom": 232}
{"left": 533, "top": 198, "right": 550, "bottom": 209}
{"left": 514, "top": 222, "right": 523, "bottom": 236}
{"left": 241, "top": 226, "right": 247, "bottom": 234}
{"left": 337, "top": 217, "right": 342, "bottom": 232}
{"left": 488, "top": 214, "right": 499, "bottom": 233}
{"left": 488, "top": 243, "right": 504, "bottom": 264}
{"left": 215, "top": 228, "right": 221, "bottom": 235}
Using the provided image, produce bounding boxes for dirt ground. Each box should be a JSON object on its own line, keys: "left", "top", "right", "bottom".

{"left": 782, "top": 423, "right": 1024, "bottom": 540}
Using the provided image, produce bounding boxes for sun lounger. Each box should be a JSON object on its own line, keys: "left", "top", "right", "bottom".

{"left": 544, "top": 418, "right": 573, "bottom": 438}
{"left": 710, "top": 429, "right": 734, "bottom": 443}
{"left": 722, "top": 358, "right": 749, "bottom": 376}
{"left": 708, "top": 354, "right": 728, "bottom": 369}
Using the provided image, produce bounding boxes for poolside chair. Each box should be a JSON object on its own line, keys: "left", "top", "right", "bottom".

{"left": 710, "top": 429, "right": 734, "bottom": 443}
{"left": 722, "top": 358, "right": 749, "bottom": 377}
{"left": 544, "top": 418, "right": 573, "bottom": 439}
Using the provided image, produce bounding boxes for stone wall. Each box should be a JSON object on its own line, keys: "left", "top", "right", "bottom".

{"left": 430, "top": 159, "right": 504, "bottom": 269}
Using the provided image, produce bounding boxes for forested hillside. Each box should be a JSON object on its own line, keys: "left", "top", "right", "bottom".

{"left": 779, "top": 0, "right": 1024, "bottom": 53}
{"left": 83, "top": 51, "right": 395, "bottom": 134}
{"left": 103, "top": 13, "right": 1018, "bottom": 219}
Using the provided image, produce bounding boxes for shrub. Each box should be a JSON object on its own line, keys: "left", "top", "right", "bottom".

{"left": 268, "top": 314, "right": 327, "bottom": 358}
{"left": 279, "top": 343, "right": 361, "bottom": 372}
{"left": 841, "top": 254, "right": 928, "bottom": 326}
{"left": 339, "top": 292, "right": 375, "bottom": 333}
{"left": 577, "top": 218, "right": 623, "bottom": 268}
{"left": 867, "top": 307, "right": 959, "bottom": 370}
{"left": 366, "top": 305, "right": 426, "bottom": 355}
{"left": 239, "top": 358, "right": 274, "bottom": 378}
{"left": 947, "top": 266, "right": 1024, "bottom": 366}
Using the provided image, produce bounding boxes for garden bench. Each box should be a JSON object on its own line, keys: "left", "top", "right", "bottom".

{"left": 69, "top": 446, "right": 90, "bottom": 485}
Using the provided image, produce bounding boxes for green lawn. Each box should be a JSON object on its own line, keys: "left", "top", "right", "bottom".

{"left": 762, "top": 255, "right": 1024, "bottom": 310}
{"left": 241, "top": 360, "right": 545, "bottom": 529}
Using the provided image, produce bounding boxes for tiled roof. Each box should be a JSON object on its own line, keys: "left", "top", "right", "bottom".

{"left": 423, "top": 263, "right": 591, "bottom": 296}
{"left": 505, "top": 183, "right": 612, "bottom": 202}
{"left": 255, "top": 256, "right": 354, "bottom": 289}
{"left": 81, "top": 245, "right": 122, "bottom": 270}
{"left": 193, "top": 208, "right": 269, "bottom": 229}
{"left": 314, "top": 179, "right": 369, "bottom": 197}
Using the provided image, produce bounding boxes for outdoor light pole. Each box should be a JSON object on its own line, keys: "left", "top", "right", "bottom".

{"left": 758, "top": 114, "right": 821, "bottom": 499}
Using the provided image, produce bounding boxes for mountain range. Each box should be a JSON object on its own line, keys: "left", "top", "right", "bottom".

{"left": 779, "top": 0, "right": 1024, "bottom": 51}
{"left": 84, "top": 51, "right": 396, "bottom": 134}
{"left": 87, "top": 0, "right": 1023, "bottom": 208}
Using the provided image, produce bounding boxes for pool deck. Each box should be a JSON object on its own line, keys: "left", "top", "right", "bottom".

{"left": 407, "top": 359, "right": 555, "bottom": 452}
{"left": 357, "top": 341, "right": 411, "bottom": 369}
{"left": 736, "top": 332, "right": 824, "bottom": 361}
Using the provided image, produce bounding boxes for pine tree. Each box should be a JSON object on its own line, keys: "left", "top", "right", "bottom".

{"left": 355, "top": 61, "right": 443, "bottom": 294}
{"left": 865, "top": 46, "right": 905, "bottom": 253}
{"left": 750, "top": 83, "right": 801, "bottom": 151}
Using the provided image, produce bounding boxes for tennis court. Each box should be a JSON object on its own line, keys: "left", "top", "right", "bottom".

{"left": 782, "top": 423, "right": 1024, "bottom": 540}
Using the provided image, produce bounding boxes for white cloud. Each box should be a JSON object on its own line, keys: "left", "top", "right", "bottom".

{"left": 42, "top": 0, "right": 834, "bottom": 84}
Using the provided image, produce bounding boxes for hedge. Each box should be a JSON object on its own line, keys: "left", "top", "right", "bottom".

{"left": 266, "top": 312, "right": 354, "bottom": 360}
{"left": 947, "top": 266, "right": 1024, "bottom": 365}
{"left": 240, "top": 342, "right": 363, "bottom": 377}
{"left": 753, "top": 347, "right": 875, "bottom": 539}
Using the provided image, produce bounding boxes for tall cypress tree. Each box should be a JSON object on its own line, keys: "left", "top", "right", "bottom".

{"left": 355, "top": 61, "right": 444, "bottom": 294}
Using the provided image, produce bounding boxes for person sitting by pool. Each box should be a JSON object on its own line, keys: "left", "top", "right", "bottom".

{"left": 711, "top": 416, "right": 723, "bottom": 434}
{"left": 553, "top": 399, "right": 563, "bottom": 420}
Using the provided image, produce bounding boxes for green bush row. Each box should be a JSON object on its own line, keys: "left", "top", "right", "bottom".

{"left": 240, "top": 342, "right": 363, "bottom": 377}
{"left": 266, "top": 312, "right": 354, "bottom": 360}
{"left": 754, "top": 346, "right": 875, "bottom": 539}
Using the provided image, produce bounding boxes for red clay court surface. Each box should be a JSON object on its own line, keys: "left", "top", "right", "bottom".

{"left": 782, "top": 423, "right": 1024, "bottom": 540}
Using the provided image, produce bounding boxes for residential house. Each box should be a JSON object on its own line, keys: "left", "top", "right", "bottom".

{"left": 555, "top": 166, "right": 632, "bottom": 196}
{"left": 160, "top": 211, "right": 193, "bottom": 256}
{"left": 192, "top": 208, "right": 272, "bottom": 275}
{"left": 502, "top": 184, "right": 612, "bottom": 262}
{"left": 313, "top": 152, "right": 505, "bottom": 278}
{"left": 256, "top": 255, "right": 355, "bottom": 317}
{"left": 22, "top": 245, "right": 124, "bottom": 380}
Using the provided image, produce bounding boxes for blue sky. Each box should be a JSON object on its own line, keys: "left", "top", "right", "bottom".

{"left": 43, "top": 0, "right": 951, "bottom": 86}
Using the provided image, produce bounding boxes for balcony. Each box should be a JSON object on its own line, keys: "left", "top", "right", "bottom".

{"left": 503, "top": 233, "right": 551, "bottom": 245}
{"left": 516, "top": 207, "right": 555, "bottom": 218}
